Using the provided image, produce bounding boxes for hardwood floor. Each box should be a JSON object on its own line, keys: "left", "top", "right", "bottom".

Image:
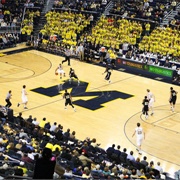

{"left": 0, "top": 47, "right": 179, "bottom": 175}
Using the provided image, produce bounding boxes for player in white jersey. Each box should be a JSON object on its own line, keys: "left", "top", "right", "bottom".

{"left": 17, "top": 85, "right": 28, "bottom": 109}
{"left": 147, "top": 89, "right": 155, "bottom": 115}
{"left": 132, "top": 123, "right": 145, "bottom": 155}
{"left": 55, "top": 64, "right": 65, "bottom": 79}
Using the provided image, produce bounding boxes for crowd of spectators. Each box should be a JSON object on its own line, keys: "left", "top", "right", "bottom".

{"left": 37, "top": 12, "right": 143, "bottom": 60}
{"left": 36, "top": 10, "right": 180, "bottom": 71}
{"left": 24, "top": 0, "right": 45, "bottom": 8}
{"left": 0, "top": 0, "right": 24, "bottom": 28}
{"left": 14, "top": 0, "right": 179, "bottom": 64}
{"left": 139, "top": 25, "right": 180, "bottom": 57}
{"left": 0, "top": 0, "right": 180, "bottom": 178}
{"left": 0, "top": 33, "right": 19, "bottom": 48}
{"left": 0, "top": 0, "right": 45, "bottom": 49}
{"left": 110, "top": 0, "right": 174, "bottom": 23}
{"left": 37, "top": 12, "right": 159, "bottom": 65}
{"left": 0, "top": 110, "right": 173, "bottom": 179}
{"left": 86, "top": 15, "right": 143, "bottom": 48}
{"left": 0, "top": 0, "right": 45, "bottom": 29}
{"left": 39, "top": 10, "right": 94, "bottom": 47}
{"left": 53, "top": 0, "right": 109, "bottom": 12}
{"left": 21, "top": 8, "right": 41, "bottom": 40}
{"left": 172, "top": 10, "right": 180, "bottom": 26}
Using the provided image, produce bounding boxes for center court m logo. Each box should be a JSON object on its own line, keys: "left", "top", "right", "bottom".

{"left": 31, "top": 81, "right": 133, "bottom": 110}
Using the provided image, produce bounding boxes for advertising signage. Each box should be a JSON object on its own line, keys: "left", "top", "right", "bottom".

{"left": 148, "top": 65, "right": 173, "bottom": 78}
{"left": 116, "top": 58, "right": 173, "bottom": 78}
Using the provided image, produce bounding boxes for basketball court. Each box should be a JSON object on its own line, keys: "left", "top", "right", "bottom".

{"left": 0, "top": 45, "right": 179, "bottom": 175}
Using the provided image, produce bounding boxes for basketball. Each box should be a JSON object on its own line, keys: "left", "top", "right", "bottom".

{"left": 55, "top": 72, "right": 58, "bottom": 75}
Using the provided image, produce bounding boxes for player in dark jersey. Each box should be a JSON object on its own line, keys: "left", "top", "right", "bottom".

{"left": 142, "top": 96, "right": 149, "bottom": 119}
{"left": 63, "top": 89, "right": 76, "bottom": 112}
{"left": 69, "top": 68, "right": 80, "bottom": 85}
{"left": 169, "top": 87, "right": 178, "bottom": 112}
{"left": 103, "top": 66, "right": 112, "bottom": 83}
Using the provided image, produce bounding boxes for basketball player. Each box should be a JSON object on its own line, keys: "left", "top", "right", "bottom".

{"left": 132, "top": 123, "right": 145, "bottom": 155}
{"left": 63, "top": 89, "right": 76, "bottom": 112}
{"left": 55, "top": 64, "right": 65, "bottom": 79}
{"left": 103, "top": 66, "right": 112, "bottom": 83}
{"left": 5, "top": 90, "right": 12, "bottom": 108}
{"left": 169, "top": 87, "right": 178, "bottom": 112}
{"left": 17, "top": 85, "right": 28, "bottom": 109}
{"left": 147, "top": 89, "right": 155, "bottom": 115}
{"left": 69, "top": 68, "right": 80, "bottom": 85}
{"left": 142, "top": 96, "right": 149, "bottom": 119}
{"left": 62, "top": 47, "right": 71, "bottom": 66}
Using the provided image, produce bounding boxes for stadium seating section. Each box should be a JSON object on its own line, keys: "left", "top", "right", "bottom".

{"left": 139, "top": 26, "right": 180, "bottom": 57}
{"left": 53, "top": 0, "right": 109, "bottom": 12}
{"left": 40, "top": 10, "right": 92, "bottom": 46}
{"left": 110, "top": 0, "right": 172, "bottom": 23}
{"left": 0, "top": 113, "right": 170, "bottom": 179}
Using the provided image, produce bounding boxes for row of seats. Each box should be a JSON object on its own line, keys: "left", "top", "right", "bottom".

{"left": 0, "top": 112, "right": 171, "bottom": 179}
{"left": 110, "top": 0, "right": 172, "bottom": 22}
{"left": 0, "top": 0, "right": 24, "bottom": 27}
{"left": 39, "top": 11, "right": 94, "bottom": 46}
{"left": 53, "top": 0, "right": 109, "bottom": 12}
{"left": 0, "top": 33, "right": 19, "bottom": 49}
{"left": 139, "top": 26, "right": 180, "bottom": 57}
{"left": 0, "top": 0, "right": 45, "bottom": 29}
{"left": 21, "top": 8, "right": 41, "bottom": 37}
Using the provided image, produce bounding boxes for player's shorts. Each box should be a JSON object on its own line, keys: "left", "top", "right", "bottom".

{"left": 70, "top": 74, "right": 78, "bottom": 79}
{"left": 148, "top": 98, "right": 154, "bottom": 107}
{"left": 65, "top": 99, "right": 72, "bottom": 106}
{"left": 105, "top": 72, "right": 111, "bottom": 80}
{"left": 58, "top": 69, "right": 65, "bottom": 74}
{"left": 137, "top": 137, "right": 143, "bottom": 146}
{"left": 169, "top": 97, "right": 176, "bottom": 105}
{"left": 22, "top": 95, "right": 28, "bottom": 103}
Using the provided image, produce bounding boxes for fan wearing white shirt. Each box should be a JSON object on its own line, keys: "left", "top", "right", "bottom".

{"left": 131, "top": 55, "right": 139, "bottom": 61}
{"left": 155, "top": 162, "right": 163, "bottom": 174}
{"left": 171, "top": 63, "right": 177, "bottom": 70}
{"left": 50, "top": 122, "right": 57, "bottom": 132}
{"left": 153, "top": 59, "right": 160, "bottom": 66}
{"left": 147, "top": 58, "right": 153, "bottom": 65}
{"left": 32, "top": 118, "right": 39, "bottom": 126}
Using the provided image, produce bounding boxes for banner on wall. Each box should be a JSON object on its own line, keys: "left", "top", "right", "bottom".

{"left": 116, "top": 58, "right": 173, "bottom": 78}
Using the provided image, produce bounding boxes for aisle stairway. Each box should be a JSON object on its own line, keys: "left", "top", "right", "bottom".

{"left": 161, "top": 3, "right": 180, "bottom": 26}
{"left": 103, "top": 0, "right": 114, "bottom": 16}
{"left": 33, "top": 0, "right": 55, "bottom": 37}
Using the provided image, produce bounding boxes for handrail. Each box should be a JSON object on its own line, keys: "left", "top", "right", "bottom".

{"left": 104, "top": 0, "right": 113, "bottom": 11}
{"left": 0, "top": 26, "right": 21, "bottom": 33}
{"left": 22, "top": 6, "right": 27, "bottom": 23}
{"left": 20, "top": 6, "right": 27, "bottom": 32}
{"left": 161, "top": 2, "right": 180, "bottom": 23}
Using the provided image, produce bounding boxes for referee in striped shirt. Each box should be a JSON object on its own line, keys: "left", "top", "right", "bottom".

{"left": 5, "top": 90, "right": 12, "bottom": 108}
{"left": 62, "top": 47, "right": 71, "bottom": 66}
